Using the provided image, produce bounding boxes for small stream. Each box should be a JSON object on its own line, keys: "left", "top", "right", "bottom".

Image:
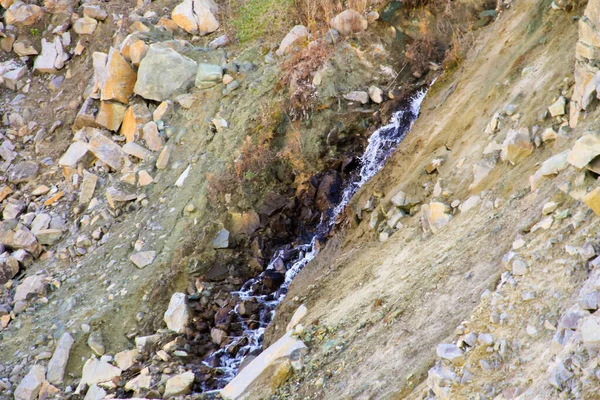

{"left": 201, "top": 88, "right": 428, "bottom": 391}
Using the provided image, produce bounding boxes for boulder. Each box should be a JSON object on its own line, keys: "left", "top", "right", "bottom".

{"left": 195, "top": 63, "right": 223, "bottom": 89}
{"left": 14, "top": 274, "right": 47, "bottom": 302}
{"left": 35, "top": 229, "right": 63, "bottom": 245}
{"left": 0, "top": 224, "right": 40, "bottom": 254}
{"left": 8, "top": 161, "right": 39, "bottom": 183}
{"left": 567, "top": 133, "right": 600, "bottom": 169}
{"left": 101, "top": 48, "right": 136, "bottom": 104}
{"left": 164, "top": 292, "right": 190, "bottom": 333}
{"left": 87, "top": 129, "right": 126, "bottom": 171}
{"left": 368, "top": 86, "right": 383, "bottom": 103}
{"left": 73, "top": 17, "right": 98, "bottom": 35}
{"left": 315, "top": 170, "right": 342, "bottom": 211}
{"left": 33, "top": 37, "right": 68, "bottom": 74}
{"left": 95, "top": 101, "right": 127, "bottom": 132}
{"left": 44, "top": 0, "right": 76, "bottom": 14}
{"left": 14, "top": 365, "right": 45, "bottom": 400}
{"left": 330, "top": 9, "right": 367, "bottom": 36}
{"left": 122, "top": 142, "right": 151, "bottom": 160}
{"left": 130, "top": 251, "right": 156, "bottom": 268}
{"left": 213, "top": 229, "right": 229, "bottom": 249}
{"left": 58, "top": 141, "right": 88, "bottom": 167}
{"left": 500, "top": 128, "right": 533, "bottom": 165}
{"left": 529, "top": 150, "right": 569, "bottom": 190}
{"left": 172, "top": 0, "right": 219, "bottom": 35}
{"left": 134, "top": 44, "right": 197, "bottom": 101}
{"left": 276, "top": 25, "right": 309, "bottom": 56}
{"left": 114, "top": 349, "right": 138, "bottom": 371}
{"left": 221, "top": 331, "right": 306, "bottom": 400}
{"left": 47, "top": 332, "right": 74, "bottom": 384}
{"left": 164, "top": 371, "right": 195, "bottom": 398}
{"left": 106, "top": 187, "right": 137, "bottom": 208}
{"left": 83, "top": 5, "right": 108, "bottom": 21}
{"left": 83, "top": 384, "right": 106, "bottom": 400}
{"left": 79, "top": 358, "right": 121, "bottom": 387}
{"left": 4, "top": 2, "right": 43, "bottom": 26}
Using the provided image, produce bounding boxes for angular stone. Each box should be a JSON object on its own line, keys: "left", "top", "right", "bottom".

{"left": 31, "top": 214, "right": 50, "bottom": 235}
{"left": 3, "top": 65, "right": 27, "bottom": 90}
{"left": 156, "top": 146, "right": 171, "bottom": 169}
{"left": 87, "top": 130, "right": 126, "bottom": 171}
{"left": 3, "top": 201, "right": 24, "bottom": 220}
{"left": 286, "top": 304, "right": 307, "bottom": 332}
{"left": 14, "top": 365, "right": 45, "bottom": 400}
{"left": 142, "top": 121, "right": 163, "bottom": 151}
{"left": 79, "top": 171, "right": 98, "bottom": 204}
{"left": 73, "top": 98, "right": 101, "bottom": 131}
{"left": 79, "top": 358, "right": 121, "bottom": 386}
{"left": 83, "top": 384, "right": 106, "bottom": 400}
{"left": 135, "top": 334, "right": 160, "bottom": 353}
{"left": 106, "top": 187, "right": 137, "bottom": 208}
{"left": 501, "top": 128, "right": 533, "bottom": 165}
{"left": 121, "top": 102, "right": 152, "bottom": 143}
{"left": 343, "top": 91, "right": 369, "bottom": 104}
{"left": 164, "top": 371, "right": 195, "bottom": 398}
{"left": 583, "top": 187, "right": 600, "bottom": 216}
{"left": 33, "top": 37, "right": 67, "bottom": 74}
{"left": 134, "top": 44, "right": 197, "bottom": 102}
{"left": 47, "top": 332, "right": 74, "bottom": 384}
{"left": 436, "top": 343, "right": 464, "bottom": 363}
{"left": 95, "top": 101, "right": 126, "bottom": 132}
{"left": 529, "top": 150, "right": 569, "bottom": 190}
{"left": 5, "top": 2, "right": 43, "bottom": 26}
{"left": 0, "top": 257, "right": 19, "bottom": 284}
{"left": 58, "top": 141, "right": 88, "bottom": 166}
{"left": 213, "top": 229, "right": 229, "bottom": 249}
{"left": 73, "top": 17, "right": 98, "bottom": 35}
{"left": 276, "top": 25, "right": 308, "bottom": 56}
{"left": 0, "top": 225, "right": 40, "bottom": 254}
{"left": 424, "top": 202, "right": 451, "bottom": 234}
{"left": 36, "top": 229, "right": 63, "bottom": 245}
{"left": 101, "top": 48, "right": 136, "bottom": 104}
{"left": 164, "top": 292, "right": 189, "bottom": 333}
{"left": 83, "top": 5, "right": 107, "bottom": 21}
{"left": 14, "top": 274, "right": 47, "bottom": 302}
{"left": 114, "top": 349, "right": 138, "bottom": 371}
{"left": 87, "top": 331, "right": 105, "bottom": 356}
{"left": 153, "top": 101, "right": 172, "bottom": 122}
{"left": 368, "top": 86, "right": 383, "bottom": 104}
{"left": 130, "top": 251, "right": 156, "bottom": 268}
{"left": 568, "top": 134, "right": 600, "bottom": 169}
{"left": 221, "top": 331, "right": 306, "bottom": 400}
{"left": 0, "top": 185, "right": 13, "bottom": 201}
{"left": 195, "top": 63, "right": 223, "bottom": 89}
{"left": 122, "top": 142, "right": 151, "bottom": 160}
{"left": 581, "top": 317, "right": 600, "bottom": 346}
{"left": 43, "top": 0, "right": 76, "bottom": 14}
{"left": 548, "top": 96, "right": 567, "bottom": 117}
{"left": 138, "top": 170, "right": 153, "bottom": 186}
{"left": 330, "top": 9, "right": 367, "bottom": 36}
{"left": 129, "top": 40, "right": 149, "bottom": 67}
{"left": 172, "top": 0, "right": 219, "bottom": 35}
{"left": 9, "top": 161, "right": 39, "bottom": 183}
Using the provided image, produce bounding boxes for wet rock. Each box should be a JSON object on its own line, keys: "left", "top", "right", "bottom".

{"left": 213, "top": 229, "right": 230, "bottom": 249}
{"left": 87, "top": 331, "right": 105, "bottom": 356}
{"left": 134, "top": 44, "right": 198, "bottom": 101}
{"left": 221, "top": 331, "right": 306, "bottom": 400}
{"left": 263, "top": 270, "right": 285, "bottom": 291}
{"left": 73, "top": 17, "right": 98, "bottom": 35}
{"left": 130, "top": 251, "right": 156, "bottom": 269}
{"left": 101, "top": 48, "right": 136, "bottom": 104}
{"left": 87, "top": 130, "right": 126, "bottom": 171}
{"left": 9, "top": 161, "right": 39, "bottom": 183}
{"left": 47, "top": 332, "right": 74, "bottom": 384}
{"left": 567, "top": 133, "right": 600, "bottom": 169}
{"left": 501, "top": 128, "right": 533, "bottom": 165}
{"left": 315, "top": 170, "right": 342, "bottom": 212}
{"left": 164, "top": 292, "right": 189, "bottom": 333}
{"left": 14, "top": 365, "right": 45, "bottom": 400}
{"left": 58, "top": 141, "right": 88, "bottom": 167}
{"left": 5, "top": 2, "right": 44, "bottom": 26}
{"left": 276, "top": 25, "right": 309, "bottom": 56}
{"left": 33, "top": 37, "right": 67, "bottom": 74}
{"left": 211, "top": 327, "right": 228, "bottom": 345}
{"left": 330, "top": 9, "right": 367, "bottom": 36}
{"left": 164, "top": 371, "right": 195, "bottom": 398}
{"left": 172, "top": 0, "right": 219, "bottom": 35}
{"left": 195, "top": 63, "right": 223, "bottom": 89}
{"left": 79, "top": 358, "right": 121, "bottom": 387}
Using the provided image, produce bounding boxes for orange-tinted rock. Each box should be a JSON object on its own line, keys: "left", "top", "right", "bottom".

{"left": 101, "top": 48, "right": 136, "bottom": 104}
{"left": 96, "top": 101, "right": 126, "bottom": 132}
{"left": 121, "top": 102, "right": 152, "bottom": 143}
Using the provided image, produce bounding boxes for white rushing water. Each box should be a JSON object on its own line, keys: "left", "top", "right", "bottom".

{"left": 201, "top": 88, "right": 428, "bottom": 391}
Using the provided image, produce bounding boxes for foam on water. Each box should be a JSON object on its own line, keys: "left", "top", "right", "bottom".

{"left": 201, "top": 88, "right": 428, "bottom": 390}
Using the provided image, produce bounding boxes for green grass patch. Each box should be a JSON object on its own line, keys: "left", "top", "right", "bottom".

{"left": 231, "top": 0, "right": 295, "bottom": 44}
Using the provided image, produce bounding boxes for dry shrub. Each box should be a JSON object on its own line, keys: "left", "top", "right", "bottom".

{"left": 233, "top": 136, "right": 276, "bottom": 183}
{"left": 279, "top": 40, "right": 329, "bottom": 120}
{"left": 294, "top": 0, "right": 339, "bottom": 32}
